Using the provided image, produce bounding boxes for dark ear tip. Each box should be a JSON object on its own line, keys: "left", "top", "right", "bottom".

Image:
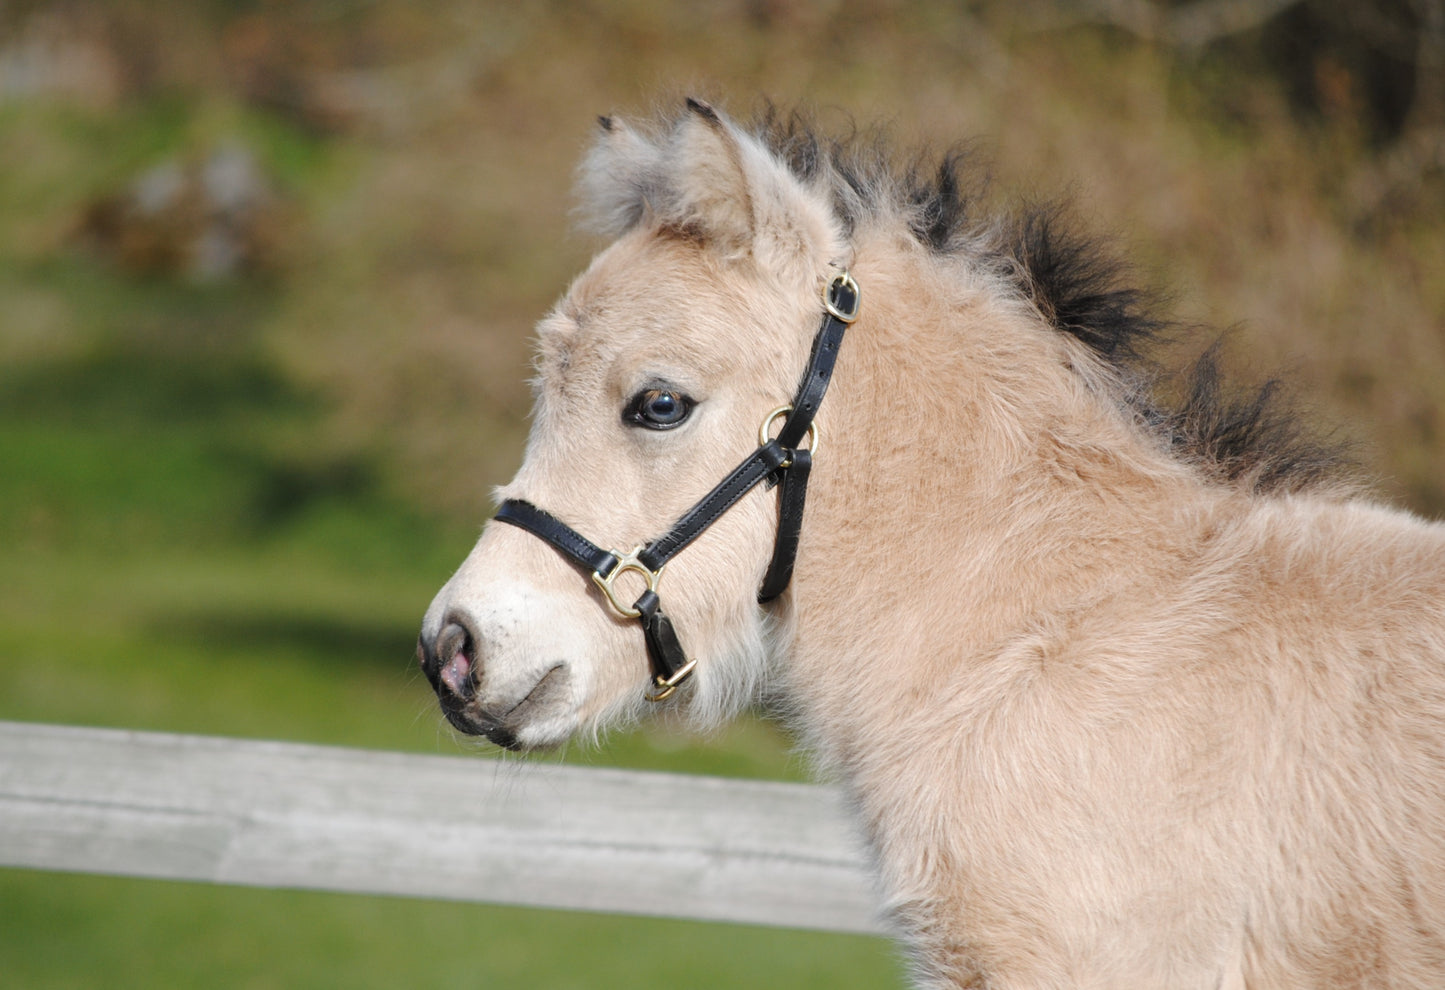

{"left": 597, "top": 115, "right": 614, "bottom": 132}
{"left": 685, "top": 97, "right": 720, "bottom": 123}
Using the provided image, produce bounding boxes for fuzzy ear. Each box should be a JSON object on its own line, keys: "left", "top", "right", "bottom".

{"left": 575, "top": 100, "right": 842, "bottom": 277}
{"left": 575, "top": 114, "right": 665, "bottom": 237}
{"left": 663, "top": 99, "right": 840, "bottom": 274}
{"left": 665, "top": 99, "right": 757, "bottom": 256}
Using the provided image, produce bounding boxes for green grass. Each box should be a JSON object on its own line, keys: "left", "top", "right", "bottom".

{"left": 0, "top": 870, "right": 901, "bottom": 990}
{"left": 0, "top": 433, "right": 905, "bottom": 989}
{"left": 0, "top": 399, "right": 904, "bottom": 986}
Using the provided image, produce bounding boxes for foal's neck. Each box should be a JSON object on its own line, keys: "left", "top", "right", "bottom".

{"left": 784, "top": 243, "right": 1213, "bottom": 763}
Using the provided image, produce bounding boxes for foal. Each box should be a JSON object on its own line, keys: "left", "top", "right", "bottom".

{"left": 418, "top": 99, "right": 1445, "bottom": 988}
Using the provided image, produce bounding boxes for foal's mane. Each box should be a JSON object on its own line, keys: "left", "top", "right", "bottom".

{"left": 751, "top": 105, "right": 1347, "bottom": 496}
{"left": 586, "top": 101, "right": 1348, "bottom": 496}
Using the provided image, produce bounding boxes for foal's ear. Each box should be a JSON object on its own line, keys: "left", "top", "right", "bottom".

{"left": 667, "top": 99, "right": 757, "bottom": 256}
{"left": 577, "top": 114, "right": 665, "bottom": 236}
{"left": 577, "top": 100, "right": 838, "bottom": 274}
{"left": 666, "top": 99, "right": 836, "bottom": 273}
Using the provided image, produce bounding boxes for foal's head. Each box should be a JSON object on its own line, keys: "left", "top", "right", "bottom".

{"left": 416, "top": 98, "right": 1342, "bottom": 751}
{"left": 417, "top": 101, "right": 847, "bottom": 748}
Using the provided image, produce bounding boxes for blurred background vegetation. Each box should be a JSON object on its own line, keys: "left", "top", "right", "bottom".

{"left": 0, "top": 0, "right": 1440, "bottom": 986}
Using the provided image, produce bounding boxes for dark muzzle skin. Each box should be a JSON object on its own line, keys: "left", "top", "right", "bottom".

{"left": 416, "top": 617, "right": 518, "bottom": 748}
{"left": 416, "top": 615, "right": 470, "bottom": 697}
{"left": 417, "top": 613, "right": 572, "bottom": 750}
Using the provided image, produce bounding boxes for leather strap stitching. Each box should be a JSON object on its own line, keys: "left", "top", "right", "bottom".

{"left": 638, "top": 441, "right": 788, "bottom": 570}
{"left": 494, "top": 500, "right": 617, "bottom": 576}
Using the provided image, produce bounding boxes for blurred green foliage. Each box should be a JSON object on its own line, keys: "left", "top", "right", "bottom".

{"left": 0, "top": 0, "right": 1440, "bottom": 986}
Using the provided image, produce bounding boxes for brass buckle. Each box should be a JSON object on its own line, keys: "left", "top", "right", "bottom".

{"left": 645, "top": 658, "right": 697, "bottom": 702}
{"left": 591, "top": 547, "right": 664, "bottom": 619}
{"left": 824, "top": 271, "right": 861, "bottom": 323}
{"left": 759, "top": 405, "right": 820, "bottom": 469}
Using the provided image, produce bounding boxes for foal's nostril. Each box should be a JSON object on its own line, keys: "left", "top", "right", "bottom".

{"left": 434, "top": 619, "right": 477, "bottom": 700}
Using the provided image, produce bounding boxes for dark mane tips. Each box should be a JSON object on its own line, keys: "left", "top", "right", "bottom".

{"left": 904, "top": 150, "right": 983, "bottom": 254}
{"left": 1003, "top": 202, "right": 1170, "bottom": 365}
{"left": 1160, "top": 345, "right": 1352, "bottom": 495}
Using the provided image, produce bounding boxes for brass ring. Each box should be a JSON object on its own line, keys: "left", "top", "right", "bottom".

{"left": 758, "top": 405, "right": 820, "bottom": 459}
{"left": 644, "top": 658, "right": 698, "bottom": 702}
{"left": 591, "top": 547, "right": 663, "bottom": 620}
{"left": 823, "top": 271, "right": 861, "bottom": 323}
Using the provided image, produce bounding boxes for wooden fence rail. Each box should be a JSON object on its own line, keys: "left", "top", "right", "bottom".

{"left": 0, "top": 720, "right": 884, "bottom": 934}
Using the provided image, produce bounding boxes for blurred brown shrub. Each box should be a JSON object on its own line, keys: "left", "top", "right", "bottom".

{"left": 77, "top": 144, "right": 286, "bottom": 280}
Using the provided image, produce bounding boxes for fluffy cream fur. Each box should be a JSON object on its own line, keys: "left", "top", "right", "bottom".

{"left": 421, "top": 100, "right": 1445, "bottom": 988}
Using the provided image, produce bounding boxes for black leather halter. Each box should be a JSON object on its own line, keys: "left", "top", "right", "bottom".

{"left": 495, "top": 272, "right": 860, "bottom": 701}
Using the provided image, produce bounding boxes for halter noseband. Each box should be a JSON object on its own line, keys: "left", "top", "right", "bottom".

{"left": 495, "top": 272, "right": 860, "bottom": 701}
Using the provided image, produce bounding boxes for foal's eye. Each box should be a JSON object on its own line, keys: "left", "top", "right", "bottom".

{"left": 625, "top": 388, "right": 694, "bottom": 430}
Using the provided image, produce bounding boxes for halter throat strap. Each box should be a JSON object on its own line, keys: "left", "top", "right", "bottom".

{"left": 495, "top": 272, "right": 859, "bottom": 701}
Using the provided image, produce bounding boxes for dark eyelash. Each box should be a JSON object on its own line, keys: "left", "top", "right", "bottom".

{"left": 624, "top": 388, "right": 694, "bottom": 430}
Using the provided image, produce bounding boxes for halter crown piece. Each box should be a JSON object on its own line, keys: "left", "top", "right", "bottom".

{"left": 495, "top": 271, "right": 860, "bottom": 701}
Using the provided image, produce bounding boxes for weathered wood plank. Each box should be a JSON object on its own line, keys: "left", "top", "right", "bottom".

{"left": 0, "top": 720, "right": 885, "bottom": 934}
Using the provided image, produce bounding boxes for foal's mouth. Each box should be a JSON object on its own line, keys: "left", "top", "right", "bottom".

{"left": 440, "top": 662, "right": 570, "bottom": 752}
{"left": 418, "top": 618, "right": 574, "bottom": 750}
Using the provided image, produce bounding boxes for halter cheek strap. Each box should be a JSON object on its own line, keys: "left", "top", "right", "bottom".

{"left": 495, "top": 272, "right": 859, "bottom": 701}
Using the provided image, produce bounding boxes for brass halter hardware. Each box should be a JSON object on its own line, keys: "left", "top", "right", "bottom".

{"left": 591, "top": 547, "right": 665, "bottom": 620}
{"left": 645, "top": 658, "right": 698, "bottom": 702}
{"left": 823, "top": 271, "right": 862, "bottom": 324}
{"left": 759, "top": 405, "right": 819, "bottom": 469}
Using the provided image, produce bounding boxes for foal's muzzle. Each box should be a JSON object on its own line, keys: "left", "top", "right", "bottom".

{"left": 416, "top": 617, "right": 522, "bottom": 749}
